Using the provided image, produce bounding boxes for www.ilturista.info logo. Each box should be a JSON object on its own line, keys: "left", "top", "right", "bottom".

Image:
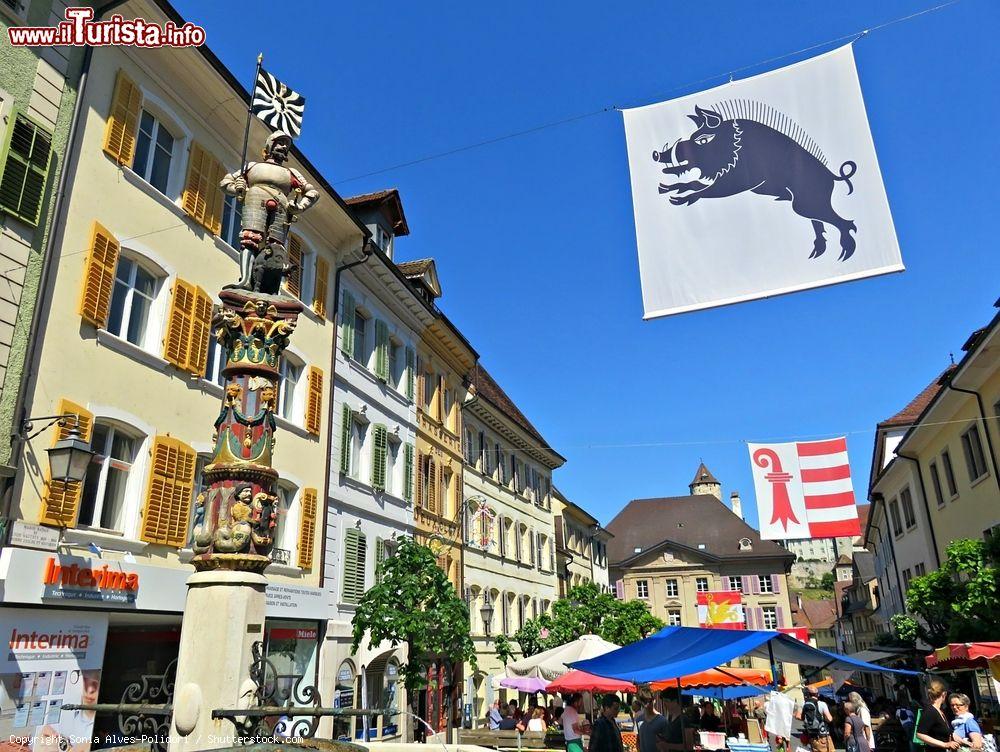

{"left": 8, "top": 7, "right": 205, "bottom": 48}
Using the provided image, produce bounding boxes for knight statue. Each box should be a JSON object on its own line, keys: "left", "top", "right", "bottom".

{"left": 220, "top": 131, "right": 319, "bottom": 294}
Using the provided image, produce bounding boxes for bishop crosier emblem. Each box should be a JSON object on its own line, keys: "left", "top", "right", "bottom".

{"left": 752, "top": 448, "right": 799, "bottom": 531}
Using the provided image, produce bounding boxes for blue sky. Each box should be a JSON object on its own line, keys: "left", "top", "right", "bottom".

{"left": 175, "top": 0, "right": 998, "bottom": 531}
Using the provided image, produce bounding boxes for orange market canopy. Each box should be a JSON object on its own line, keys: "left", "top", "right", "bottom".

{"left": 652, "top": 667, "right": 772, "bottom": 690}
{"left": 926, "top": 642, "right": 1000, "bottom": 680}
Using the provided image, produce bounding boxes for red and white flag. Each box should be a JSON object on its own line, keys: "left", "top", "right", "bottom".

{"left": 748, "top": 437, "right": 861, "bottom": 540}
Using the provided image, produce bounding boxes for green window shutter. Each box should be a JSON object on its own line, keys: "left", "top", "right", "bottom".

{"left": 403, "top": 443, "right": 414, "bottom": 502}
{"left": 342, "top": 528, "right": 367, "bottom": 604}
{"left": 375, "top": 537, "right": 385, "bottom": 583}
{"left": 371, "top": 424, "right": 388, "bottom": 491}
{"left": 374, "top": 320, "right": 389, "bottom": 381}
{"left": 405, "top": 347, "right": 416, "bottom": 400}
{"left": 340, "top": 290, "right": 355, "bottom": 357}
{"left": 0, "top": 113, "right": 52, "bottom": 227}
{"left": 339, "top": 403, "right": 352, "bottom": 475}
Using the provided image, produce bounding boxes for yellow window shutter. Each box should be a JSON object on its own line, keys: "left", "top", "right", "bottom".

{"left": 39, "top": 400, "right": 94, "bottom": 527}
{"left": 140, "top": 436, "right": 196, "bottom": 546}
{"left": 185, "top": 286, "right": 214, "bottom": 375}
{"left": 78, "top": 221, "right": 120, "bottom": 328}
{"left": 297, "top": 487, "right": 318, "bottom": 569}
{"left": 163, "top": 278, "right": 195, "bottom": 370}
{"left": 103, "top": 69, "right": 142, "bottom": 165}
{"left": 181, "top": 142, "right": 226, "bottom": 234}
{"left": 286, "top": 233, "right": 302, "bottom": 298}
{"left": 305, "top": 366, "right": 323, "bottom": 436}
{"left": 427, "top": 458, "right": 437, "bottom": 514}
{"left": 313, "top": 256, "right": 330, "bottom": 317}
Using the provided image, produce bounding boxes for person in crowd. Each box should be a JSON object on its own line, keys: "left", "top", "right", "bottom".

{"left": 849, "top": 692, "right": 876, "bottom": 750}
{"left": 589, "top": 695, "right": 624, "bottom": 752}
{"left": 796, "top": 687, "right": 835, "bottom": 752}
{"left": 488, "top": 700, "right": 503, "bottom": 730}
{"left": 653, "top": 689, "right": 686, "bottom": 752}
{"left": 845, "top": 701, "right": 874, "bottom": 752}
{"left": 554, "top": 707, "right": 565, "bottom": 727}
{"left": 700, "top": 702, "right": 723, "bottom": 733}
{"left": 562, "top": 693, "right": 590, "bottom": 752}
{"left": 637, "top": 687, "right": 667, "bottom": 752}
{"left": 949, "top": 693, "right": 984, "bottom": 751}
{"left": 528, "top": 707, "right": 548, "bottom": 733}
{"left": 510, "top": 699, "right": 523, "bottom": 721}
{"left": 498, "top": 705, "right": 523, "bottom": 731}
{"left": 916, "top": 679, "right": 961, "bottom": 751}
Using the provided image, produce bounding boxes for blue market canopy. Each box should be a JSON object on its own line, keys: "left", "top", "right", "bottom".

{"left": 570, "top": 626, "right": 919, "bottom": 684}
{"left": 683, "top": 685, "right": 768, "bottom": 700}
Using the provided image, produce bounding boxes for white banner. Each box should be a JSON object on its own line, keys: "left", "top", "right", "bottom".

{"left": 623, "top": 45, "right": 902, "bottom": 318}
{"left": 749, "top": 437, "right": 861, "bottom": 541}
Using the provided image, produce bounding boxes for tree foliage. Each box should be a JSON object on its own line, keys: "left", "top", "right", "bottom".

{"left": 493, "top": 634, "right": 515, "bottom": 666}
{"left": 512, "top": 583, "right": 664, "bottom": 656}
{"left": 890, "top": 537, "right": 1000, "bottom": 647}
{"left": 351, "top": 536, "right": 476, "bottom": 692}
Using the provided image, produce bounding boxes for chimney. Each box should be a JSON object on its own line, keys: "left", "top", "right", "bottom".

{"left": 730, "top": 490, "right": 743, "bottom": 520}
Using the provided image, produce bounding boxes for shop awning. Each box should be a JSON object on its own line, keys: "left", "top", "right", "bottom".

{"left": 547, "top": 670, "right": 636, "bottom": 694}
{"left": 651, "top": 667, "right": 772, "bottom": 690}
{"left": 570, "top": 626, "right": 920, "bottom": 684}
{"left": 926, "top": 642, "right": 1000, "bottom": 680}
{"left": 682, "top": 685, "right": 769, "bottom": 700}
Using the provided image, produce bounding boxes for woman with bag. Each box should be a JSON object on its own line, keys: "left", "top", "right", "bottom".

{"left": 917, "top": 679, "right": 961, "bottom": 751}
{"left": 845, "top": 701, "right": 874, "bottom": 752}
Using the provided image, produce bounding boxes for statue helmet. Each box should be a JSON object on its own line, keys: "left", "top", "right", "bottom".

{"left": 263, "top": 131, "right": 292, "bottom": 157}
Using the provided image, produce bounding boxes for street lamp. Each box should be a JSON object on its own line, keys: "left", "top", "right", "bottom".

{"left": 480, "top": 593, "right": 495, "bottom": 638}
{"left": 21, "top": 415, "right": 94, "bottom": 485}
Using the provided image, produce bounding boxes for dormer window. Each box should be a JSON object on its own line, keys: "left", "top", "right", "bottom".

{"left": 375, "top": 225, "right": 392, "bottom": 256}
{"left": 739, "top": 537, "right": 753, "bottom": 551}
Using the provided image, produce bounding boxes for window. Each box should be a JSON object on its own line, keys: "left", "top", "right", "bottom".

{"left": 889, "top": 497, "right": 903, "bottom": 536}
{"left": 389, "top": 339, "right": 404, "bottom": 391}
{"left": 350, "top": 419, "right": 367, "bottom": 481}
{"left": 901, "top": 487, "right": 917, "bottom": 529}
{"left": 442, "top": 385, "right": 453, "bottom": 428}
{"left": 79, "top": 422, "right": 140, "bottom": 532}
{"left": 132, "top": 109, "right": 175, "bottom": 194}
{"left": 942, "top": 449, "right": 958, "bottom": 497}
{"left": 107, "top": 256, "right": 158, "bottom": 347}
{"left": 757, "top": 575, "right": 774, "bottom": 593}
{"left": 929, "top": 461, "right": 945, "bottom": 507}
{"left": 272, "top": 483, "right": 296, "bottom": 563}
{"left": 666, "top": 609, "right": 682, "bottom": 626}
{"left": 386, "top": 439, "right": 400, "bottom": 497}
{"left": 636, "top": 580, "right": 649, "bottom": 599}
{"left": 464, "top": 428, "right": 476, "bottom": 465}
{"left": 727, "top": 576, "right": 743, "bottom": 592}
{"left": 914, "top": 562, "right": 926, "bottom": 577}
{"left": 961, "top": 425, "right": 989, "bottom": 483}
{"left": 353, "top": 310, "right": 369, "bottom": 366}
{"left": 278, "top": 357, "right": 302, "bottom": 422}
{"left": 495, "top": 444, "right": 506, "bottom": 484}
{"left": 696, "top": 577, "right": 709, "bottom": 593}
{"left": 902, "top": 568, "right": 912, "bottom": 592}
{"left": 761, "top": 606, "right": 778, "bottom": 630}
{"left": 342, "top": 529, "right": 367, "bottom": 604}
{"left": 220, "top": 193, "right": 242, "bottom": 249}
{"left": 204, "top": 339, "right": 227, "bottom": 387}
{"left": 422, "top": 368, "right": 435, "bottom": 410}
{"left": 298, "top": 250, "right": 316, "bottom": 307}
{"left": 0, "top": 113, "right": 52, "bottom": 226}
{"left": 738, "top": 656, "right": 753, "bottom": 669}
{"left": 375, "top": 225, "right": 392, "bottom": 255}
{"left": 665, "top": 579, "right": 679, "bottom": 598}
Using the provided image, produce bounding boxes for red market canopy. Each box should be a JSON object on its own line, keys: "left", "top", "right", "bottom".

{"left": 547, "top": 670, "right": 637, "bottom": 694}
{"left": 926, "top": 643, "right": 1000, "bottom": 675}
{"left": 651, "top": 667, "right": 772, "bottom": 690}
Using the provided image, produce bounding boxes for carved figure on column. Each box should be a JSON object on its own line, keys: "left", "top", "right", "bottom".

{"left": 220, "top": 131, "right": 319, "bottom": 294}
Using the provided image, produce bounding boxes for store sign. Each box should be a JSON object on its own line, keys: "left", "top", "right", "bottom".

{"left": 9, "top": 521, "right": 60, "bottom": 552}
{"left": 269, "top": 627, "right": 318, "bottom": 641}
{"left": 42, "top": 557, "right": 140, "bottom": 604}
{"left": 0, "top": 608, "right": 107, "bottom": 752}
{"left": 265, "top": 581, "right": 328, "bottom": 621}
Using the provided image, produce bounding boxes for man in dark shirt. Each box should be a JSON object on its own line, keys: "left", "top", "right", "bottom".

{"left": 655, "top": 689, "right": 686, "bottom": 752}
{"left": 700, "top": 702, "right": 723, "bottom": 733}
{"left": 588, "top": 695, "right": 624, "bottom": 752}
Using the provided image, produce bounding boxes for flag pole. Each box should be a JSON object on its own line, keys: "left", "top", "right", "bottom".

{"left": 240, "top": 52, "right": 264, "bottom": 173}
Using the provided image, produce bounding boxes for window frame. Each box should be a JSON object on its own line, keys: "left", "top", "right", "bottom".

{"left": 727, "top": 575, "right": 743, "bottom": 592}
{"left": 219, "top": 192, "right": 242, "bottom": 249}
{"left": 695, "top": 576, "right": 710, "bottom": 593}
{"left": 889, "top": 496, "right": 903, "bottom": 537}
{"left": 666, "top": 609, "right": 682, "bottom": 627}
{"left": 757, "top": 575, "right": 774, "bottom": 594}
{"left": 106, "top": 253, "right": 163, "bottom": 351}
{"left": 761, "top": 605, "right": 778, "bottom": 630}
{"left": 131, "top": 106, "right": 183, "bottom": 197}
{"left": 636, "top": 579, "right": 649, "bottom": 599}
{"left": 929, "top": 460, "right": 945, "bottom": 507}
{"left": 941, "top": 449, "right": 958, "bottom": 498}
{"left": 278, "top": 354, "right": 305, "bottom": 424}
{"left": 78, "top": 420, "right": 144, "bottom": 534}
{"left": 900, "top": 486, "right": 917, "bottom": 529}
{"left": 203, "top": 338, "right": 227, "bottom": 387}
{"left": 961, "top": 424, "right": 989, "bottom": 484}
{"left": 665, "top": 579, "right": 679, "bottom": 598}
{"left": 353, "top": 308, "right": 371, "bottom": 368}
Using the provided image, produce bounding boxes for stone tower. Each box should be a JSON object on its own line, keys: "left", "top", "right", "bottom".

{"left": 689, "top": 462, "right": 722, "bottom": 500}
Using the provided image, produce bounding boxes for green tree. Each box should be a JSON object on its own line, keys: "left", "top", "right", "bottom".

{"left": 493, "top": 633, "right": 516, "bottom": 667}
{"left": 351, "top": 536, "right": 476, "bottom": 703}
{"left": 512, "top": 583, "right": 663, "bottom": 656}
{"left": 819, "top": 572, "right": 835, "bottom": 591}
{"left": 890, "top": 537, "right": 1000, "bottom": 647}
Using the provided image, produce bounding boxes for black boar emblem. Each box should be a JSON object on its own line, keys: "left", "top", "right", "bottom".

{"left": 654, "top": 101, "right": 858, "bottom": 260}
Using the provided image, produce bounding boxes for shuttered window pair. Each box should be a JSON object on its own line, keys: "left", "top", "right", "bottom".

{"left": 418, "top": 454, "right": 439, "bottom": 514}
{"left": 342, "top": 528, "right": 367, "bottom": 604}
{"left": 163, "top": 279, "right": 213, "bottom": 375}
{"left": 297, "top": 488, "right": 317, "bottom": 569}
{"left": 0, "top": 112, "right": 53, "bottom": 226}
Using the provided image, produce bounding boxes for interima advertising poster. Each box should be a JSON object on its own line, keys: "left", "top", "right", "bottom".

{"left": 0, "top": 609, "right": 108, "bottom": 752}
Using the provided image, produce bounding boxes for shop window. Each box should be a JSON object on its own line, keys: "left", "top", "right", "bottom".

{"left": 79, "top": 422, "right": 142, "bottom": 532}
{"left": 264, "top": 619, "right": 318, "bottom": 703}
{"left": 333, "top": 660, "right": 356, "bottom": 741}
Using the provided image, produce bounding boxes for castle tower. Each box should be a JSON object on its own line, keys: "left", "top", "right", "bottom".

{"left": 689, "top": 462, "right": 722, "bottom": 500}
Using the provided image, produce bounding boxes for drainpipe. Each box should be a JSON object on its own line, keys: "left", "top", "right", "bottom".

{"left": 945, "top": 380, "right": 1000, "bottom": 495}
{"left": 317, "top": 241, "right": 373, "bottom": 590}
{"left": 895, "top": 453, "right": 942, "bottom": 569}
{"left": 6, "top": 42, "right": 96, "bottom": 514}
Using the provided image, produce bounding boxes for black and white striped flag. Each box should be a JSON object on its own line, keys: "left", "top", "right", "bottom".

{"left": 251, "top": 67, "right": 306, "bottom": 139}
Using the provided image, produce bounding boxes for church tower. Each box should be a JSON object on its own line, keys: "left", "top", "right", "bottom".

{"left": 689, "top": 462, "right": 722, "bottom": 500}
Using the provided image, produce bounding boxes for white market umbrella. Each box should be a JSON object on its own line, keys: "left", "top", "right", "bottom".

{"left": 506, "top": 634, "right": 620, "bottom": 682}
